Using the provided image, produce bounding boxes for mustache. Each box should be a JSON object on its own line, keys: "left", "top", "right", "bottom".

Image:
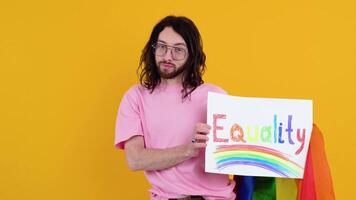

{"left": 158, "top": 61, "right": 176, "bottom": 66}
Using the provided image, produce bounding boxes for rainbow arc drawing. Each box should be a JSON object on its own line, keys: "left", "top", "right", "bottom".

{"left": 213, "top": 144, "right": 304, "bottom": 178}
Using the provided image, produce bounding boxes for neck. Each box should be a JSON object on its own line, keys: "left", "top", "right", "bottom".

{"left": 160, "top": 74, "right": 183, "bottom": 85}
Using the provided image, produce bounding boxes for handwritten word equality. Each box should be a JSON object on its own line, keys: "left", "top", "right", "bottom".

{"left": 213, "top": 114, "right": 307, "bottom": 155}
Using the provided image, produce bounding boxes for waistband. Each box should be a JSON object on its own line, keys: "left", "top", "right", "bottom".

{"left": 169, "top": 196, "right": 204, "bottom": 200}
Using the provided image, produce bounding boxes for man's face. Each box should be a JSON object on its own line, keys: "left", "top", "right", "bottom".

{"left": 154, "top": 26, "right": 188, "bottom": 80}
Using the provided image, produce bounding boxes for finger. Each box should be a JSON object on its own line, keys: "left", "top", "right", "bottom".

{"left": 196, "top": 123, "right": 211, "bottom": 130}
{"left": 193, "top": 142, "right": 207, "bottom": 148}
{"left": 193, "top": 134, "right": 209, "bottom": 141}
{"left": 196, "top": 123, "right": 211, "bottom": 129}
{"left": 195, "top": 124, "right": 211, "bottom": 134}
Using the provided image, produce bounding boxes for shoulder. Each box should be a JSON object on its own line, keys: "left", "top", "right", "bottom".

{"left": 197, "top": 83, "right": 228, "bottom": 95}
{"left": 121, "top": 84, "right": 148, "bottom": 103}
{"left": 124, "top": 84, "right": 147, "bottom": 97}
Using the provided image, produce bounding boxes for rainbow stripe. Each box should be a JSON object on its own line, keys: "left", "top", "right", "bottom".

{"left": 214, "top": 145, "right": 304, "bottom": 178}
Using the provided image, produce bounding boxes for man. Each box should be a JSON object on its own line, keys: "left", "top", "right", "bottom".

{"left": 115, "top": 16, "right": 236, "bottom": 200}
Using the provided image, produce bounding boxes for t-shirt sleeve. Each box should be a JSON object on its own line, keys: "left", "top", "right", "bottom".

{"left": 209, "top": 84, "right": 228, "bottom": 95}
{"left": 114, "top": 87, "right": 144, "bottom": 149}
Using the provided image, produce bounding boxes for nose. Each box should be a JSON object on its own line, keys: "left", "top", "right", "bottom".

{"left": 163, "top": 47, "right": 174, "bottom": 61}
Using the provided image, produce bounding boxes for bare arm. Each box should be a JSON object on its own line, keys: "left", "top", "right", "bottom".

{"left": 124, "top": 123, "right": 211, "bottom": 171}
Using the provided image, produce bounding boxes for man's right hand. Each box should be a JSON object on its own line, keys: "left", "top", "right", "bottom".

{"left": 187, "top": 123, "right": 211, "bottom": 157}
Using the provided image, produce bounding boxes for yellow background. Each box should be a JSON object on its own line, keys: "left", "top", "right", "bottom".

{"left": 1, "top": 0, "right": 355, "bottom": 199}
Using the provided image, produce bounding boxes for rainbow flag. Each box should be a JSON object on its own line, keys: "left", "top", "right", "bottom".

{"left": 234, "top": 124, "right": 335, "bottom": 200}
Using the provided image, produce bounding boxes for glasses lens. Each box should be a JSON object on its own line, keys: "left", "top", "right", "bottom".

{"left": 172, "top": 47, "right": 186, "bottom": 60}
{"left": 154, "top": 44, "right": 166, "bottom": 56}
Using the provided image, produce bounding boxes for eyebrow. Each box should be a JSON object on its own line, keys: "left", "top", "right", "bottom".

{"left": 157, "top": 40, "right": 187, "bottom": 47}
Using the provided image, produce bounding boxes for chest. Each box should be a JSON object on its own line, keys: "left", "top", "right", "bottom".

{"left": 140, "top": 94, "right": 207, "bottom": 147}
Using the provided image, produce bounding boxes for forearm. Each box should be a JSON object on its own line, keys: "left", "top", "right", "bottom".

{"left": 124, "top": 123, "right": 210, "bottom": 171}
{"left": 126, "top": 144, "right": 195, "bottom": 171}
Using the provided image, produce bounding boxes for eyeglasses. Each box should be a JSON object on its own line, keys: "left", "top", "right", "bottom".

{"left": 152, "top": 43, "right": 187, "bottom": 61}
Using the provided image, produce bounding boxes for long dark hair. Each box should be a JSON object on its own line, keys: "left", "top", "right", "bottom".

{"left": 137, "top": 15, "right": 206, "bottom": 100}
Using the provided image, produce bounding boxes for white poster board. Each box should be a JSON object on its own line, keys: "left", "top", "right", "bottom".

{"left": 205, "top": 92, "right": 313, "bottom": 179}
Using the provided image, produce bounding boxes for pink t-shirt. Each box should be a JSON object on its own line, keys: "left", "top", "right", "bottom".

{"left": 115, "top": 83, "right": 236, "bottom": 200}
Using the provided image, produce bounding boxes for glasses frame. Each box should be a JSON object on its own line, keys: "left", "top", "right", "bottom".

{"left": 152, "top": 43, "right": 188, "bottom": 61}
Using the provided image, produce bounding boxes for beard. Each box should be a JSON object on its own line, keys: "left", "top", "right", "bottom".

{"left": 157, "top": 61, "right": 186, "bottom": 79}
